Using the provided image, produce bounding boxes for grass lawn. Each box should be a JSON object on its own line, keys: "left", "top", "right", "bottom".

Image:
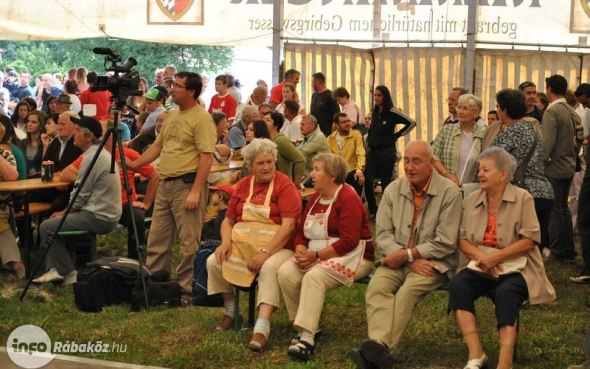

{"left": 1, "top": 228, "right": 589, "bottom": 368}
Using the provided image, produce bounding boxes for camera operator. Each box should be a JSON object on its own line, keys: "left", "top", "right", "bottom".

{"left": 80, "top": 71, "right": 111, "bottom": 119}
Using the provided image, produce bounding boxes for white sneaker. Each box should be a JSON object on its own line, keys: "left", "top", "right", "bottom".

{"left": 62, "top": 270, "right": 78, "bottom": 286}
{"left": 32, "top": 268, "right": 64, "bottom": 284}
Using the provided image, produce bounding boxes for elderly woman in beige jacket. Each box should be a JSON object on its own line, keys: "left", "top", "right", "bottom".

{"left": 448, "top": 147, "right": 556, "bottom": 369}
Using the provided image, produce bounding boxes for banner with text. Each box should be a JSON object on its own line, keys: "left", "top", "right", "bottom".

{"left": 0, "top": 1, "right": 588, "bottom": 49}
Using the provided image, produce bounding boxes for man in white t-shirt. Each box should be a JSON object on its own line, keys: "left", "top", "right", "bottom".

{"left": 280, "top": 100, "right": 302, "bottom": 144}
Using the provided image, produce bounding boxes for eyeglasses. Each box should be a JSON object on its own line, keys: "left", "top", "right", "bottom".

{"left": 446, "top": 98, "right": 457, "bottom": 103}
{"left": 172, "top": 83, "right": 187, "bottom": 89}
{"left": 457, "top": 105, "right": 475, "bottom": 111}
{"left": 518, "top": 81, "right": 535, "bottom": 90}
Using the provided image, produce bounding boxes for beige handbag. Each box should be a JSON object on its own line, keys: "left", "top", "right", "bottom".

{"left": 467, "top": 246, "right": 527, "bottom": 279}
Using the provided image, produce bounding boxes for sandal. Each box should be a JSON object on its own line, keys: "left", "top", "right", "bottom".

{"left": 290, "top": 329, "right": 323, "bottom": 345}
{"left": 287, "top": 340, "right": 315, "bottom": 361}
{"left": 464, "top": 353, "right": 489, "bottom": 369}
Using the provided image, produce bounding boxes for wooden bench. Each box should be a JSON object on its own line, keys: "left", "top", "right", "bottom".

{"left": 15, "top": 202, "right": 53, "bottom": 247}
{"left": 234, "top": 279, "right": 258, "bottom": 330}
{"left": 300, "top": 188, "right": 316, "bottom": 199}
{"left": 232, "top": 268, "right": 449, "bottom": 331}
{"left": 14, "top": 202, "right": 52, "bottom": 218}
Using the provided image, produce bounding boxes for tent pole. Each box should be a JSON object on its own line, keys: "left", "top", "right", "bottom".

{"left": 272, "top": 0, "right": 283, "bottom": 86}
{"left": 464, "top": 1, "right": 477, "bottom": 93}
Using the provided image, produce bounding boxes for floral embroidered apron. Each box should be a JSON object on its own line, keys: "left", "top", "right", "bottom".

{"left": 293, "top": 184, "right": 366, "bottom": 286}
{"left": 222, "top": 176, "right": 280, "bottom": 287}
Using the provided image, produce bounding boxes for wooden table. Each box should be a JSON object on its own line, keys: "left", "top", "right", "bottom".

{"left": 0, "top": 176, "right": 70, "bottom": 278}
{"left": 300, "top": 188, "right": 316, "bottom": 198}
{"left": 210, "top": 160, "right": 243, "bottom": 173}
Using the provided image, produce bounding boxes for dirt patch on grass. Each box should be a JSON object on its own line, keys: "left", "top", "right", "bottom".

{"left": 1, "top": 282, "right": 54, "bottom": 302}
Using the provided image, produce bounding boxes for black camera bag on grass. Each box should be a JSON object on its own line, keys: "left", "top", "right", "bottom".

{"left": 73, "top": 257, "right": 150, "bottom": 312}
{"left": 73, "top": 257, "right": 181, "bottom": 312}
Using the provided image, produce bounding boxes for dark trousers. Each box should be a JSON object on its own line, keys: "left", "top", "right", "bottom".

{"left": 119, "top": 204, "right": 146, "bottom": 260}
{"left": 448, "top": 269, "right": 528, "bottom": 328}
{"left": 534, "top": 197, "right": 553, "bottom": 253}
{"left": 578, "top": 173, "right": 590, "bottom": 271}
{"left": 345, "top": 170, "right": 363, "bottom": 198}
{"left": 547, "top": 176, "right": 576, "bottom": 259}
{"left": 364, "top": 147, "right": 397, "bottom": 215}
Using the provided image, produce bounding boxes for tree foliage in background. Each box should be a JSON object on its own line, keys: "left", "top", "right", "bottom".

{"left": 0, "top": 38, "right": 233, "bottom": 84}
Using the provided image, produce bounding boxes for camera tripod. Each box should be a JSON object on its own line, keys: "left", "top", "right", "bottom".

{"left": 21, "top": 99, "right": 150, "bottom": 308}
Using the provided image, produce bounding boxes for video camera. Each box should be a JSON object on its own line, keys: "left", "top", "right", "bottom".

{"left": 92, "top": 47, "right": 142, "bottom": 99}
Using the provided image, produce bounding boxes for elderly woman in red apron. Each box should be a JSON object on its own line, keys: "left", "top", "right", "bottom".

{"left": 206, "top": 138, "right": 302, "bottom": 352}
{"left": 277, "top": 153, "right": 375, "bottom": 361}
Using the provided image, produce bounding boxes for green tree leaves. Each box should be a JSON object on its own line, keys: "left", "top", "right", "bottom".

{"left": 0, "top": 38, "right": 233, "bottom": 83}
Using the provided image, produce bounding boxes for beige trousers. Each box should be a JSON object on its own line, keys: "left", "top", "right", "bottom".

{"left": 0, "top": 229, "right": 20, "bottom": 268}
{"left": 146, "top": 180, "right": 207, "bottom": 294}
{"left": 278, "top": 258, "right": 373, "bottom": 334}
{"left": 207, "top": 248, "right": 293, "bottom": 307}
{"left": 365, "top": 265, "right": 447, "bottom": 351}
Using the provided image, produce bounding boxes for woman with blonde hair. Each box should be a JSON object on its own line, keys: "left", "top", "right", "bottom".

{"left": 75, "top": 67, "right": 89, "bottom": 94}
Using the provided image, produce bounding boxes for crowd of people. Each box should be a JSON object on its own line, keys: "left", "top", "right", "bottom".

{"left": 0, "top": 63, "right": 589, "bottom": 368}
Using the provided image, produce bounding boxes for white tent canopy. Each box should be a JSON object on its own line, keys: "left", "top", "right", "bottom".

{"left": 1, "top": 0, "right": 589, "bottom": 50}
{"left": 3, "top": 0, "right": 589, "bottom": 149}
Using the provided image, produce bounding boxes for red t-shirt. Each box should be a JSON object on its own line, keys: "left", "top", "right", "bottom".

{"left": 71, "top": 147, "right": 155, "bottom": 205}
{"left": 294, "top": 184, "right": 375, "bottom": 261}
{"left": 226, "top": 171, "right": 301, "bottom": 251}
{"left": 269, "top": 82, "right": 284, "bottom": 106}
{"left": 79, "top": 89, "right": 112, "bottom": 119}
{"left": 208, "top": 93, "right": 237, "bottom": 121}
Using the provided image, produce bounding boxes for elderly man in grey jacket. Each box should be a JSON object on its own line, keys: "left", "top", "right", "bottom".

{"left": 33, "top": 115, "right": 122, "bottom": 286}
{"left": 351, "top": 140, "right": 463, "bottom": 369}
{"left": 297, "top": 114, "right": 330, "bottom": 186}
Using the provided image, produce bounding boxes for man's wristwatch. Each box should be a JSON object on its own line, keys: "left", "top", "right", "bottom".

{"left": 406, "top": 248, "right": 414, "bottom": 263}
{"left": 315, "top": 251, "right": 321, "bottom": 262}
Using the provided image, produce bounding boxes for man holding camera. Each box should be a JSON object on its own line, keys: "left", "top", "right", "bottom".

{"left": 80, "top": 71, "right": 111, "bottom": 119}
{"left": 126, "top": 72, "right": 216, "bottom": 295}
